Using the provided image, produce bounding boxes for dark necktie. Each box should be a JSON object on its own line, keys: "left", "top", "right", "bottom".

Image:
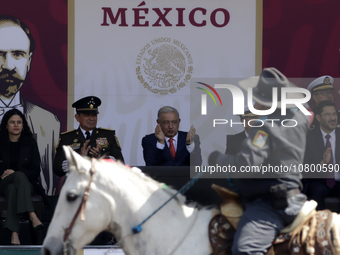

{"left": 169, "top": 138, "right": 176, "bottom": 159}
{"left": 325, "top": 134, "right": 335, "bottom": 188}
{"left": 85, "top": 131, "right": 91, "bottom": 140}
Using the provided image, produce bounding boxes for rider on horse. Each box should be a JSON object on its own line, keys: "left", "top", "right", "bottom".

{"left": 209, "top": 67, "right": 310, "bottom": 255}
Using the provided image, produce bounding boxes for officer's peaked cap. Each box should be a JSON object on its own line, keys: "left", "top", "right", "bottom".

{"left": 307, "top": 75, "right": 334, "bottom": 93}
{"left": 72, "top": 96, "right": 101, "bottom": 114}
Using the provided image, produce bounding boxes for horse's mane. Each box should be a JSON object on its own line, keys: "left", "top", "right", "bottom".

{"left": 95, "top": 159, "right": 187, "bottom": 206}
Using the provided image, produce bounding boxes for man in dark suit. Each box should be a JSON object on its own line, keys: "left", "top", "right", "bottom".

{"left": 53, "top": 96, "right": 124, "bottom": 177}
{"left": 303, "top": 100, "right": 340, "bottom": 210}
{"left": 225, "top": 106, "right": 258, "bottom": 155}
{"left": 142, "top": 106, "right": 202, "bottom": 166}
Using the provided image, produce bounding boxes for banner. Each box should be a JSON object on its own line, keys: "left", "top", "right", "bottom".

{"left": 74, "top": 0, "right": 259, "bottom": 166}
{"left": 2, "top": 0, "right": 67, "bottom": 195}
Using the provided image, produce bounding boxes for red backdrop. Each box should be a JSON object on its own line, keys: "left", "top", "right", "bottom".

{"left": 263, "top": 0, "right": 340, "bottom": 79}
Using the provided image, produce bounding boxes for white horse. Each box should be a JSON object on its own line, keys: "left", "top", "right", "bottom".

{"left": 42, "top": 147, "right": 340, "bottom": 255}
{"left": 42, "top": 147, "right": 218, "bottom": 255}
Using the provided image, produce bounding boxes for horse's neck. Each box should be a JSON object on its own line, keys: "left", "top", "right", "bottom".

{"left": 96, "top": 166, "right": 173, "bottom": 227}
{"left": 97, "top": 167, "right": 217, "bottom": 255}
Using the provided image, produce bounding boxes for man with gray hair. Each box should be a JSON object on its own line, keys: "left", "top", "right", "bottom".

{"left": 142, "top": 106, "right": 202, "bottom": 166}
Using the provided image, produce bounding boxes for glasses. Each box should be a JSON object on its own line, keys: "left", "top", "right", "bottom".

{"left": 316, "top": 91, "right": 334, "bottom": 96}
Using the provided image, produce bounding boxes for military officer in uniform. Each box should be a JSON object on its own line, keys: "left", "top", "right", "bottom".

{"left": 308, "top": 75, "right": 335, "bottom": 106}
{"left": 209, "top": 68, "right": 309, "bottom": 255}
{"left": 307, "top": 75, "right": 340, "bottom": 128}
{"left": 53, "top": 96, "right": 124, "bottom": 177}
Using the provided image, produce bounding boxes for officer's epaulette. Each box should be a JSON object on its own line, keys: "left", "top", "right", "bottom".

{"left": 60, "top": 129, "right": 76, "bottom": 135}
{"left": 98, "top": 127, "right": 115, "bottom": 132}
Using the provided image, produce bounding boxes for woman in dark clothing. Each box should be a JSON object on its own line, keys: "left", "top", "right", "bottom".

{"left": 0, "top": 109, "right": 43, "bottom": 245}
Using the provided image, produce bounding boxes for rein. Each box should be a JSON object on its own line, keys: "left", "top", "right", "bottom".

{"left": 63, "top": 158, "right": 97, "bottom": 253}
{"left": 111, "top": 208, "right": 199, "bottom": 255}
{"left": 132, "top": 171, "right": 203, "bottom": 234}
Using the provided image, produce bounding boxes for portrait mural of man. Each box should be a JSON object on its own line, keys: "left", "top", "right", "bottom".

{"left": 1, "top": 2, "right": 68, "bottom": 195}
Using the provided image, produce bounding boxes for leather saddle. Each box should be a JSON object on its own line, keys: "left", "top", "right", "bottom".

{"left": 209, "top": 184, "right": 340, "bottom": 255}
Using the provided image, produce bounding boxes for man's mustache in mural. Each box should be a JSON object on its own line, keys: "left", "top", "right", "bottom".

{"left": 0, "top": 70, "right": 23, "bottom": 98}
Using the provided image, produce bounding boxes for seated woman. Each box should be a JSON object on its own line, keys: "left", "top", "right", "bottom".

{"left": 0, "top": 109, "right": 44, "bottom": 245}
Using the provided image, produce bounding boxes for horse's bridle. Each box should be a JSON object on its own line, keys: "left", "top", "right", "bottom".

{"left": 63, "top": 158, "right": 97, "bottom": 254}
{"left": 61, "top": 158, "right": 199, "bottom": 255}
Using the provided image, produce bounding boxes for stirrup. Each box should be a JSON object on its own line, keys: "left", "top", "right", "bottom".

{"left": 280, "top": 200, "right": 317, "bottom": 233}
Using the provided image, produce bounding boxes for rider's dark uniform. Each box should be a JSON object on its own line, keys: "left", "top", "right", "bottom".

{"left": 209, "top": 68, "right": 309, "bottom": 255}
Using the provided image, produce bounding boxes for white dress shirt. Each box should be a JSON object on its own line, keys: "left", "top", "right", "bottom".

{"left": 156, "top": 132, "right": 195, "bottom": 153}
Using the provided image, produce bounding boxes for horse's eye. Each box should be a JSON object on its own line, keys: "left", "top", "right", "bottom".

{"left": 67, "top": 192, "right": 78, "bottom": 202}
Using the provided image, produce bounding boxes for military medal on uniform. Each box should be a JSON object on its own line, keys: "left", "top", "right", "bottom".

{"left": 97, "top": 137, "right": 109, "bottom": 148}
{"left": 71, "top": 139, "right": 81, "bottom": 150}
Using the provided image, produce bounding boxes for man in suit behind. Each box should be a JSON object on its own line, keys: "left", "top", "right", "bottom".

{"left": 303, "top": 100, "right": 340, "bottom": 210}
{"left": 142, "top": 106, "right": 202, "bottom": 166}
{"left": 53, "top": 96, "right": 124, "bottom": 177}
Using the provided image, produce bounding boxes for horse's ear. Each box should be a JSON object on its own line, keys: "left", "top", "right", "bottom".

{"left": 63, "top": 145, "right": 84, "bottom": 173}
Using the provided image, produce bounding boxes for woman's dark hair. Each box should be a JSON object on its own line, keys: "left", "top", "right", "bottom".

{"left": 0, "top": 109, "right": 33, "bottom": 146}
